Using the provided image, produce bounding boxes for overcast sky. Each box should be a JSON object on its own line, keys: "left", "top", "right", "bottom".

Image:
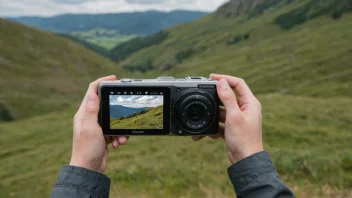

{"left": 0, "top": 0, "right": 228, "bottom": 17}
{"left": 110, "top": 95, "right": 163, "bottom": 108}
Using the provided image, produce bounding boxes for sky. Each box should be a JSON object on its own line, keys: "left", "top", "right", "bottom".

{"left": 0, "top": 0, "right": 229, "bottom": 17}
{"left": 110, "top": 95, "right": 163, "bottom": 108}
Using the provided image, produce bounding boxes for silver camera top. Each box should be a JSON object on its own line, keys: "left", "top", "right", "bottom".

{"left": 99, "top": 76, "right": 217, "bottom": 88}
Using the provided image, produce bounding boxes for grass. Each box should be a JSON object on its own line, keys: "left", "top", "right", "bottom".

{"left": 0, "top": 94, "right": 351, "bottom": 198}
{"left": 110, "top": 106, "right": 163, "bottom": 129}
{"left": 123, "top": 2, "right": 352, "bottom": 98}
{"left": 0, "top": 19, "right": 130, "bottom": 121}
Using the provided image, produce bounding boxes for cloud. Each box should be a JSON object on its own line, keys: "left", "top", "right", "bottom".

{"left": 125, "top": 0, "right": 167, "bottom": 5}
{"left": 110, "top": 95, "right": 163, "bottom": 108}
{"left": 0, "top": 0, "right": 228, "bottom": 17}
{"left": 54, "top": 0, "right": 97, "bottom": 4}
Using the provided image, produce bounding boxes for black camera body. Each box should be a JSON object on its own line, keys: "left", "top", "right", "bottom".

{"left": 98, "top": 76, "right": 220, "bottom": 136}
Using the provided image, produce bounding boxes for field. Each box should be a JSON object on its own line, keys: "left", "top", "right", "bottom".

{"left": 110, "top": 106, "right": 163, "bottom": 129}
{"left": 69, "top": 29, "right": 136, "bottom": 50}
{"left": 0, "top": 95, "right": 351, "bottom": 198}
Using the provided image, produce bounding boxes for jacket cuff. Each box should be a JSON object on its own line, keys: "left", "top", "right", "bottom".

{"left": 54, "top": 165, "right": 110, "bottom": 197}
{"left": 227, "top": 151, "right": 276, "bottom": 193}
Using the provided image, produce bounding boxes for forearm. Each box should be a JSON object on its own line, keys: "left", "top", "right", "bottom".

{"left": 228, "top": 151, "right": 294, "bottom": 198}
{"left": 50, "top": 165, "right": 110, "bottom": 198}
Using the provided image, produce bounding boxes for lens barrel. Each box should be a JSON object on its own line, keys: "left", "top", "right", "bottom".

{"left": 173, "top": 89, "right": 216, "bottom": 134}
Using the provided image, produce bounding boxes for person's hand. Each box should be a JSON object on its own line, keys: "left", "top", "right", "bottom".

{"left": 70, "top": 75, "right": 129, "bottom": 173}
{"left": 192, "top": 74, "right": 263, "bottom": 164}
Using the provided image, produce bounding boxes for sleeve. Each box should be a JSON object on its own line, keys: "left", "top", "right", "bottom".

{"left": 50, "top": 165, "right": 111, "bottom": 198}
{"left": 227, "top": 151, "right": 295, "bottom": 198}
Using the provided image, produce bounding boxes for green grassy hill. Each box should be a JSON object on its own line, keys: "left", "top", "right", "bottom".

{"left": 119, "top": 0, "right": 352, "bottom": 97}
{"left": 0, "top": 18, "right": 128, "bottom": 121}
{"left": 111, "top": 105, "right": 163, "bottom": 129}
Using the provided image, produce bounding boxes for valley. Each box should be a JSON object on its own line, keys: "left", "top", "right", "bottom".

{"left": 0, "top": 0, "right": 351, "bottom": 197}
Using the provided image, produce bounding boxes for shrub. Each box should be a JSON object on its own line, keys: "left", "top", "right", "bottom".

{"left": 0, "top": 103, "right": 14, "bottom": 122}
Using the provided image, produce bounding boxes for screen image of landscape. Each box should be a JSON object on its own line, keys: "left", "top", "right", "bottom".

{"left": 109, "top": 95, "right": 163, "bottom": 129}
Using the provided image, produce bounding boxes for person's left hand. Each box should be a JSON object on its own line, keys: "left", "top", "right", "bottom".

{"left": 69, "top": 75, "right": 129, "bottom": 173}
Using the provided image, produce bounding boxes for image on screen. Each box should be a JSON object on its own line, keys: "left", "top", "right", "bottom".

{"left": 109, "top": 95, "right": 163, "bottom": 129}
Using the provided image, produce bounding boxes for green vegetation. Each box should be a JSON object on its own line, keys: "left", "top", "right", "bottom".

{"left": 0, "top": 103, "right": 13, "bottom": 122}
{"left": 0, "top": 95, "right": 351, "bottom": 198}
{"left": 0, "top": 18, "right": 129, "bottom": 120}
{"left": 110, "top": 106, "right": 163, "bottom": 129}
{"left": 1, "top": 0, "right": 352, "bottom": 197}
{"left": 68, "top": 29, "right": 136, "bottom": 50}
{"left": 274, "top": 0, "right": 352, "bottom": 29}
{"left": 57, "top": 33, "right": 110, "bottom": 57}
{"left": 110, "top": 31, "right": 169, "bottom": 62}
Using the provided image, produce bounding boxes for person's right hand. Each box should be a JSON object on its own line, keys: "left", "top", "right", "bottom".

{"left": 192, "top": 74, "right": 264, "bottom": 164}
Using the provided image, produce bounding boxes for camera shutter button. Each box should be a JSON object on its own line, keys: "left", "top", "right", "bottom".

{"left": 121, "top": 78, "right": 132, "bottom": 82}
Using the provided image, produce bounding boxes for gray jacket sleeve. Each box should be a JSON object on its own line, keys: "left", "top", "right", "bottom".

{"left": 50, "top": 165, "right": 110, "bottom": 198}
{"left": 228, "top": 151, "right": 295, "bottom": 198}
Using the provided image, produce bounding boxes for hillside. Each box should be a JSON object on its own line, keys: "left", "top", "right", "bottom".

{"left": 0, "top": 95, "right": 351, "bottom": 197}
{"left": 110, "top": 105, "right": 163, "bottom": 129}
{"left": 0, "top": 18, "right": 128, "bottom": 121}
{"left": 116, "top": 0, "right": 352, "bottom": 97}
{"left": 8, "top": 11, "right": 208, "bottom": 35}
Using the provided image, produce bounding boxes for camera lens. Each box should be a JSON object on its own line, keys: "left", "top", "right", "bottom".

{"left": 187, "top": 104, "right": 205, "bottom": 121}
{"left": 173, "top": 89, "right": 216, "bottom": 133}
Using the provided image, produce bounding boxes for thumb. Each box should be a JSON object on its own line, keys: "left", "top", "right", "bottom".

{"left": 83, "top": 91, "right": 100, "bottom": 122}
{"left": 217, "top": 79, "right": 240, "bottom": 113}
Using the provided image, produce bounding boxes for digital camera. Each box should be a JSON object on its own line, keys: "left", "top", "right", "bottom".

{"left": 98, "top": 76, "right": 220, "bottom": 136}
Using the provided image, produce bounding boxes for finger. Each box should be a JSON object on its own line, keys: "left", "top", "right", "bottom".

{"left": 209, "top": 133, "right": 221, "bottom": 139}
{"left": 210, "top": 74, "right": 254, "bottom": 98}
{"left": 78, "top": 75, "right": 116, "bottom": 113}
{"left": 112, "top": 138, "right": 120, "bottom": 149}
{"left": 220, "top": 107, "right": 226, "bottom": 123}
{"left": 216, "top": 79, "right": 241, "bottom": 113}
{"left": 192, "top": 136, "right": 205, "bottom": 141}
{"left": 117, "top": 136, "right": 128, "bottom": 145}
{"left": 218, "top": 124, "right": 225, "bottom": 139}
{"left": 105, "top": 136, "right": 113, "bottom": 144}
{"left": 78, "top": 75, "right": 116, "bottom": 122}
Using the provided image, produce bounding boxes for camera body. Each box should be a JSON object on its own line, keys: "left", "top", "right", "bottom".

{"left": 98, "top": 76, "right": 220, "bottom": 136}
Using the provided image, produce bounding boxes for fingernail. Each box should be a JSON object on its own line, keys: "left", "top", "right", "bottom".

{"left": 218, "top": 79, "right": 228, "bottom": 89}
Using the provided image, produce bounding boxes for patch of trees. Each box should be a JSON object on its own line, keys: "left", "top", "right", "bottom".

{"left": 123, "top": 58, "right": 154, "bottom": 73}
{"left": 227, "top": 33, "right": 250, "bottom": 45}
{"left": 110, "top": 31, "right": 169, "bottom": 61}
{"left": 275, "top": 0, "right": 352, "bottom": 30}
{"left": 175, "top": 48, "right": 194, "bottom": 63}
{"left": 0, "top": 103, "right": 14, "bottom": 122}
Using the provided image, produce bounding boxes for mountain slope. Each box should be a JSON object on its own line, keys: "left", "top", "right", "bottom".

{"left": 110, "top": 105, "right": 163, "bottom": 129}
{"left": 110, "top": 105, "right": 147, "bottom": 119}
{"left": 0, "top": 18, "right": 128, "bottom": 121}
{"left": 118, "top": 0, "right": 352, "bottom": 97}
{"left": 8, "top": 11, "right": 208, "bottom": 35}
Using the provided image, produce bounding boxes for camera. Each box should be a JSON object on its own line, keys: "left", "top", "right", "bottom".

{"left": 98, "top": 76, "right": 220, "bottom": 136}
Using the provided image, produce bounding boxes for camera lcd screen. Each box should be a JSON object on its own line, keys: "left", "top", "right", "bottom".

{"left": 100, "top": 86, "right": 170, "bottom": 136}
{"left": 109, "top": 94, "right": 164, "bottom": 129}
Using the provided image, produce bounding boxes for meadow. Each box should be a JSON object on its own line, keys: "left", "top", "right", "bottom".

{"left": 69, "top": 29, "right": 136, "bottom": 50}
{"left": 0, "top": 94, "right": 351, "bottom": 198}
